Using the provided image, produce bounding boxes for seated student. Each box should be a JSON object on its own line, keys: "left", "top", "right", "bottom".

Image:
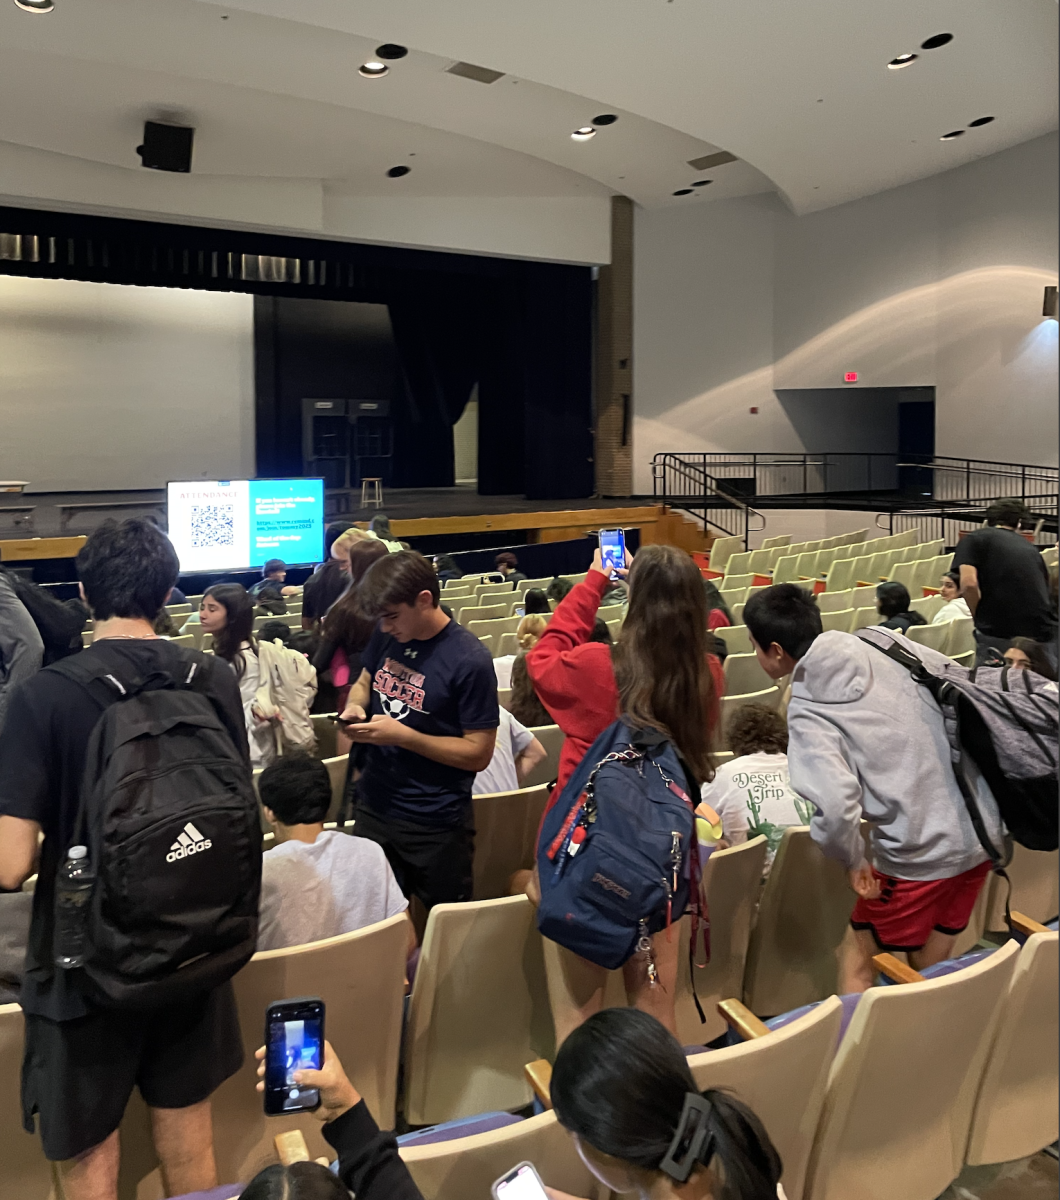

{"left": 703, "top": 580, "right": 733, "bottom": 631}
{"left": 494, "top": 613, "right": 548, "bottom": 689}
{"left": 874, "top": 581, "right": 926, "bottom": 633}
{"left": 1003, "top": 636, "right": 1058, "bottom": 680}
{"left": 522, "top": 587, "right": 551, "bottom": 615}
{"left": 546, "top": 576, "right": 574, "bottom": 606}
{"left": 699, "top": 703, "right": 812, "bottom": 871}
{"left": 495, "top": 551, "right": 527, "bottom": 584}
{"left": 250, "top": 559, "right": 299, "bottom": 599}
{"left": 473, "top": 708, "right": 547, "bottom": 795}
{"left": 931, "top": 570, "right": 972, "bottom": 624}
{"left": 509, "top": 651, "right": 552, "bottom": 728}
{"left": 257, "top": 754, "right": 412, "bottom": 954}
{"left": 433, "top": 553, "right": 463, "bottom": 583}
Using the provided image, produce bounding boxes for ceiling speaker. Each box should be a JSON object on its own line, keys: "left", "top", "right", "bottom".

{"left": 137, "top": 121, "right": 194, "bottom": 173}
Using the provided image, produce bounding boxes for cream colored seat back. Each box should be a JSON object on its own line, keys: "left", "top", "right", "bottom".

{"left": 521, "top": 725, "right": 564, "bottom": 788}
{"left": 472, "top": 785, "right": 549, "bottom": 901}
{"left": 209, "top": 916, "right": 408, "bottom": 1182}
{"left": 910, "top": 594, "right": 945, "bottom": 621}
{"left": 719, "top": 572, "right": 754, "bottom": 591}
{"left": 459, "top": 604, "right": 507, "bottom": 626}
{"left": 945, "top": 616, "right": 975, "bottom": 657}
{"left": 675, "top": 838, "right": 769, "bottom": 1045}
{"left": 982, "top": 845, "right": 1059, "bottom": 933}
{"left": 712, "top": 623, "right": 752, "bottom": 655}
{"left": 708, "top": 535, "right": 744, "bottom": 573}
{"left": 517, "top": 576, "right": 553, "bottom": 594}
{"left": 761, "top": 534, "right": 792, "bottom": 550}
{"left": 310, "top": 713, "right": 338, "bottom": 760}
{"left": 819, "top": 609, "right": 854, "bottom": 634}
{"left": 743, "top": 827, "right": 856, "bottom": 1015}
{"left": 322, "top": 754, "right": 348, "bottom": 821}
{"left": 816, "top": 589, "right": 853, "bottom": 613}
{"left": 906, "top": 623, "right": 950, "bottom": 653}
{"left": 850, "top": 606, "right": 878, "bottom": 631}
{"left": 689, "top": 997, "right": 843, "bottom": 1200}
{"left": 723, "top": 652, "right": 774, "bottom": 696}
{"left": 0, "top": 1005, "right": 54, "bottom": 1200}
{"left": 772, "top": 554, "right": 801, "bottom": 584}
{"left": 966, "top": 931, "right": 1059, "bottom": 1165}
{"left": 803, "top": 939, "right": 1020, "bottom": 1200}
{"left": 404, "top": 896, "right": 554, "bottom": 1126}
{"left": 401, "top": 1109, "right": 607, "bottom": 1200}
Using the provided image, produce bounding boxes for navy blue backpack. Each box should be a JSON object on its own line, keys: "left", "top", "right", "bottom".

{"left": 536, "top": 719, "right": 707, "bottom": 1012}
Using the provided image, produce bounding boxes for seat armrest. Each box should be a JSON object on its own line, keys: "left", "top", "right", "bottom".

{"left": 717, "top": 998, "right": 771, "bottom": 1040}
{"left": 1010, "top": 911, "right": 1050, "bottom": 936}
{"left": 872, "top": 953, "right": 925, "bottom": 984}
{"left": 524, "top": 1059, "right": 553, "bottom": 1110}
{"left": 275, "top": 1130, "right": 311, "bottom": 1165}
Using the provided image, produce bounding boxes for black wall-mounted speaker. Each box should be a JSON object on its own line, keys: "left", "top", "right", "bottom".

{"left": 137, "top": 122, "right": 194, "bottom": 173}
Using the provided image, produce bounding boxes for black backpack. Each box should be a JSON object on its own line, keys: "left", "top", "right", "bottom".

{"left": 51, "top": 647, "right": 262, "bottom": 1009}
{"left": 1, "top": 571, "right": 83, "bottom": 665}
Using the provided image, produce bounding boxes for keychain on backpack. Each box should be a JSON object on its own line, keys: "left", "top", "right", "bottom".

{"left": 637, "top": 918, "right": 659, "bottom": 988}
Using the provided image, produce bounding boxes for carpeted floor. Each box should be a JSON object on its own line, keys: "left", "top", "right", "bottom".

{"left": 937, "top": 1152, "right": 1058, "bottom": 1199}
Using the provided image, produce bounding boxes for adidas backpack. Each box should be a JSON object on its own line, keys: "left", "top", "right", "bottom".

{"left": 254, "top": 638, "right": 318, "bottom": 754}
{"left": 536, "top": 720, "right": 707, "bottom": 1002}
{"left": 51, "top": 647, "right": 262, "bottom": 1009}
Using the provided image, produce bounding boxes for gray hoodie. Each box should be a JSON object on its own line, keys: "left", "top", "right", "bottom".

{"left": 786, "top": 629, "right": 1001, "bottom": 881}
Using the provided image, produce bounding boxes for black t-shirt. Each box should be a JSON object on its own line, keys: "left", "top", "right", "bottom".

{"left": 951, "top": 527, "right": 1057, "bottom": 641}
{"left": 0, "top": 640, "right": 247, "bottom": 1021}
{"left": 302, "top": 561, "right": 349, "bottom": 621}
{"left": 359, "top": 619, "right": 499, "bottom": 829}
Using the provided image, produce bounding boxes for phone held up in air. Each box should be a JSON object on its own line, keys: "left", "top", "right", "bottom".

{"left": 263, "top": 996, "right": 325, "bottom": 1115}
{"left": 491, "top": 1160, "right": 550, "bottom": 1199}
{"left": 598, "top": 527, "right": 626, "bottom": 581}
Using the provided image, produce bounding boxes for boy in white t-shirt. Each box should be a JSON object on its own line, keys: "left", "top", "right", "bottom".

{"left": 473, "top": 707, "right": 547, "bottom": 796}
{"left": 701, "top": 703, "right": 813, "bottom": 871}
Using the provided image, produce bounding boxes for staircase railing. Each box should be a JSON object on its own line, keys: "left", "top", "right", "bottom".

{"left": 651, "top": 453, "right": 766, "bottom": 548}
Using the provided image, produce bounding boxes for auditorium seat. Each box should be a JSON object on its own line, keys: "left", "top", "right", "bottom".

{"left": 708, "top": 535, "right": 744, "bottom": 573}
{"left": 477, "top": 634, "right": 495, "bottom": 655}
{"left": 168, "top": 633, "right": 195, "bottom": 647}
{"left": 458, "top": 604, "right": 507, "bottom": 627}
{"left": 208, "top": 915, "right": 409, "bottom": 1182}
{"left": 723, "top": 550, "right": 754, "bottom": 578}
{"left": 166, "top": 602, "right": 192, "bottom": 616}
{"left": 945, "top": 616, "right": 975, "bottom": 657}
{"left": 521, "top": 725, "right": 564, "bottom": 787}
{"left": 982, "top": 845, "right": 1059, "bottom": 933}
{"left": 713, "top": 624, "right": 752, "bottom": 654}
{"left": 516, "top": 576, "right": 552, "bottom": 594}
{"left": 468, "top": 615, "right": 521, "bottom": 642}
{"left": 722, "top": 652, "right": 774, "bottom": 696}
{"left": 905, "top": 624, "right": 950, "bottom": 653}
{"left": 311, "top": 713, "right": 338, "bottom": 759}
{"left": 322, "top": 754, "right": 348, "bottom": 822}
{"left": 719, "top": 571, "right": 754, "bottom": 592}
{"left": 497, "top": 632, "right": 518, "bottom": 657}
{"left": 719, "top": 585, "right": 749, "bottom": 608}
{"left": 822, "top": 557, "right": 857, "bottom": 593}
{"left": 760, "top": 534, "right": 792, "bottom": 550}
{"left": 849, "top": 555, "right": 875, "bottom": 585}
{"left": 496, "top": 686, "right": 511, "bottom": 710}
{"left": 604, "top": 616, "right": 622, "bottom": 639}
{"left": 690, "top": 997, "right": 844, "bottom": 1200}
{"left": 715, "top": 688, "right": 781, "bottom": 751}
{"left": 472, "top": 785, "right": 549, "bottom": 901}
{"left": 772, "top": 555, "right": 800, "bottom": 584}
{"left": 816, "top": 588, "right": 853, "bottom": 613}
{"left": 674, "top": 837, "right": 769, "bottom": 1046}
{"left": 850, "top": 606, "right": 878, "bottom": 631}
{"left": 802, "top": 939, "right": 1020, "bottom": 1200}
{"left": 404, "top": 896, "right": 554, "bottom": 1126}
{"left": 0, "top": 1005, "right": 53, "bottom": 1200}
{"left": 910, "top": 594, "right": 945, "bottom": 621}
{"left": 475, "top": 582, "right": 516, "bottom": 598}
{"left": 819, "top": 609, "right": 855, "bottom": 634}
{"left": 743, "top": 827, "right": 858, "bottom": 1016}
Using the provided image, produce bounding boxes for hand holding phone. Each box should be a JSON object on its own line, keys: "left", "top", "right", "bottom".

{"left": 263, "top": 997, "right": 325, "bottom": 1115}
{"left": 597, "top": 528, "right": 627, "bottom": 581}
{"left": 492, "top": 1160, "right": 551, "bottom": 1199}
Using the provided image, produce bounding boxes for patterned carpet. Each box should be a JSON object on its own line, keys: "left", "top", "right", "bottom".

{"left": 937, "top": 1152, "right": 1058, "bottom": 1199}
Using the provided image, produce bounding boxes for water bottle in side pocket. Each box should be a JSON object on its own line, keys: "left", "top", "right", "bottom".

{"left": 54, "top": 845, "right": 94, "bottom": 969}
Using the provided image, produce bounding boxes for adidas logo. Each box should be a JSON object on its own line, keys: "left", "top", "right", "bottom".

{"left": 166, "top": 822, "right": 213, "bottom": 864}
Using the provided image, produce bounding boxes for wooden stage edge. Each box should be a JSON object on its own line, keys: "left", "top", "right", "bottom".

{"left": 0, "top": 506, "right": 709, "bottom": 561}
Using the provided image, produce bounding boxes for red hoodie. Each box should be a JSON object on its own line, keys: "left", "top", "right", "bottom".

{"left": 526, "top": 569, "right": 725, "bottom": 804}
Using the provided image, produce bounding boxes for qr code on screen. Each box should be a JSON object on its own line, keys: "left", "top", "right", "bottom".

{"left": 190, "top": 505, "right": 235, "bottom": 549}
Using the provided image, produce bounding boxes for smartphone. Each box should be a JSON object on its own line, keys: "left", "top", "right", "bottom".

{"left": 491, "top": 1161, "right": 550, "bottom": 1200}
{"left": 264, "top": 997, "right": 325, "bottom": 1115}
{"left": 515, "top": 606, "right": 525, "bottom": 617}
{"left": 599, "top": 528, "right": 626, "bottom": 580}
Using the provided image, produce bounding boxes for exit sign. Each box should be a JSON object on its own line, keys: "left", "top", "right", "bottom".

{"left": 844, "top": 371, "right": 859, "bottom": 383}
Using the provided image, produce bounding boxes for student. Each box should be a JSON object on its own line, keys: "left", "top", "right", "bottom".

{"left": 523, "top": 587, "right": 551, "bottom": 615}
{"left": 547, "top": 576, "right": 575, "bottom": 606}
{"left": 0, "top": 570, "right": 44, "bottom": 728}
{"left": 952, "top": 498, "right": 1057, "bottom": 665}
{"left": 257, "top": 754, "right": 412, "bottom": 953}
{"left": 743, "top": 583, "right": 1002, "bottom": 993}
{"left": 527, "top": 545, "right": 723, "bottom": 1039}
{"left": 494, "top": 551, "right": 527, "bottom": 584}
{"left": 433, "top": 554, "right": 463, "bottom": 583}
{"left": 548, "top": 1008, "right": 785, "bottom": 1200}
{"left": 340, "top": 552, "right": 499, "bottom": 908}
{"left": 509, "top": 650, "right": 553, "bottom": 728}
{"left": 699, "top": 704, "right": 812, "bottom": 871}
{"left": 1003, "top": 636, "right": 1058, "bottom": 680}
{"left": 931, "top": 570, "right": 972, "bottom": 624}
{"left": 302, "top": 522, "right": 353, "bottom": 628}
{"left": 200, "top": 584, "right": 277, "bottom": 768}
{"left": 0, "top": 519, "right": 249, "bottom": 1200}
{"left": 250, "top": 559, "right": 298, "bottom": 599}
{"left": 703, "top": 579, "right": 733, "bottom": 631}
{"left": 367, "top": 514, "right": 403, "bottom": 553}
{"left": 874, "top": 581, "right": 926, "bottom": 633}
{"left": 473, "top": 708, "right": 547, "bottom": 795}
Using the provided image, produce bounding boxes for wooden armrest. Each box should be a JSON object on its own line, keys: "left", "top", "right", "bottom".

{"left": 524, "top": 1059, "right": 553, "bottom": 1110}
{"left": 274, "top": 1130, "right": 310, "bottom": 1165}
{"left": 717, "top": 998, "right": 771, "bottom": 1040}
{"left": 872, "top": 953, "right": 925, "bottom": 984}
{"left": 1010, "top": 911, "right": 1050, "bottom": 936}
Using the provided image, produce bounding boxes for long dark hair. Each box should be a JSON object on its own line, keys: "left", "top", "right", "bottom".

{"left": 322, "top": 539, "right": 389, "bottom": 651}
{"left": 1008, "top": 636, "right": 1058, "bottom": 681}
{"left": 509, "top": 653, "right": 551, "bottom": 728}
{"left": 204, "top": 583, "right": 255, "bottom": 678}
{"left": 240, "top": 1162, "right": 346, "bottom": 1199}
{"left": 876, "top": 581, "right": 925, "bottom": 624}
{"left": 523, "top": 588, "right": 551, "bottom": 615}
{"left": 552, "top": 1008, "right": 782, "bottom": 1199}
{"left": 614, "top": 545, "right": 717, "bottom": 785}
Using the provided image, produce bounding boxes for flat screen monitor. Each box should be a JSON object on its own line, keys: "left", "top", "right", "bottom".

{"left": 167, "top": 478, "right": 325, "bottom": 574}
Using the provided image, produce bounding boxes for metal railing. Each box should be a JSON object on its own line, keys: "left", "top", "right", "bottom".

{"left": 650, "top": 454, "right": 765, "bottom": 547}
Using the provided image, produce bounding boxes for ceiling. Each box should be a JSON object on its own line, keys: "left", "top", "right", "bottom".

{"left": 0, "top": 0, "right": 1055, "bottom": 227}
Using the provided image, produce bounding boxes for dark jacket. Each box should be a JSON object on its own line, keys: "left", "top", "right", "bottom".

{"left": 324, "top": 1101, "right": 423, "bottom": 1199}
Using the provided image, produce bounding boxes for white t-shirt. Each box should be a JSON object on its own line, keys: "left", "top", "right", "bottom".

{"left": 700, "top": 752, "right": 813, "bottom": 867}
{"left": 932, "top": 597, "right": 971, "bottom": 624}
{"left": 473, "top": 708, "right": 534, "bottom": 796}
{"left": 257, "top": 830, "right": 408, "bottom": 952}
{"left": 493, "top": 655, "right": 516, "bottom": 689}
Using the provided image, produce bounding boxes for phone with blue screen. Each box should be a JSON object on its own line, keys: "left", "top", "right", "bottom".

{"left": 264, "top": 996, "right": 324, "bottom": 1115}
{"left": 599, "top": 528, "right": 626, "bottom": 580}
{"left": 492, "top": 1160, "right": 550, "bottom": 1199}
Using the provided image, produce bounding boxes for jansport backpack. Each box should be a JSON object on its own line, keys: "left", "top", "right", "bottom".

{"left": 857, "top": 628, "right": 1059, "bottom": 863}
{"left": 51, "top": 647, "right": 262, "bottom": 1009}
{"left": 536, "top": 720, "right": 707, "bottom": 1016}
{"left": 255, "top": 638, "right": 318, "bottom": 753}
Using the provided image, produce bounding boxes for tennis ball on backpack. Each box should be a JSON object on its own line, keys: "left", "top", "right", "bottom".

{"left": 695, "top": 800, "right": 723, "bottom": 846}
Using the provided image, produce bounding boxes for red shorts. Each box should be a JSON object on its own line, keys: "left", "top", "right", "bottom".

{"left": 850, "top": 861, "right": 992, "bottom": 952}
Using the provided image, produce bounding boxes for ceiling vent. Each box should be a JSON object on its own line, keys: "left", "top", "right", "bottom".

{"left": 687, "top": 150, "right": 737, "bottom": 171}
{"left": 445, "top": 61, "right": 505, "bottom": 84}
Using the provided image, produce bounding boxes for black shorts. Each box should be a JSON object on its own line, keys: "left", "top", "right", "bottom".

{"left": 22, "top": 982, "right": 242, "bottom": 1161}
{"left": 353, "top": 806, "right": 474, "bottom": 910}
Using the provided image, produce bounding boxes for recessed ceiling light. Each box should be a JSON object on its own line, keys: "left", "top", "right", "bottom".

{"left": 358, "top": 61, "right": 389, "bottom": 79}
{"left": 592, "top": 114, "right": 618, "bottom": 126}
{"left": 387, "top": 165, "right": 410, "bottom": 178}
{"left": 887, "top": 53, "right": 918, "bottom": 69}
{"left": 673, "top": 188, "right": 693, "bottom": 196}
{"left": 13, "top": 0, "right": 54, "bottom": 11}
{"left": 920, "top": 32, "right": 954, "bottom": 50}
{"left": 690, "top": 179, "right": 712, "bottom": 187}
{"left": 968, "top": 116, "right": 995, "bottom": 128}
{"left": 375, "top": 44, "right": 408, "bottom": 60}
{"left": 571, "top": 127, "right": 596, "bottom": 141}
{"left": 940, "top": 130, "right": 964, "bottom": 141}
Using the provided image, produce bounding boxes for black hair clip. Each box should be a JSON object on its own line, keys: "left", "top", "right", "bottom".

{"left": 660, "top": 1092, "right": 716, "bottom": 1183}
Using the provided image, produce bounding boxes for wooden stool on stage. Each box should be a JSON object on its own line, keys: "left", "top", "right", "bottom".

{"left": 360, "top": 478, "right": 383, "bottom": 508}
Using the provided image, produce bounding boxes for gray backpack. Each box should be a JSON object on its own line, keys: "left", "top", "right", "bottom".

{"left": 857, "top": 628, "right": 1059, "bottom": 865}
